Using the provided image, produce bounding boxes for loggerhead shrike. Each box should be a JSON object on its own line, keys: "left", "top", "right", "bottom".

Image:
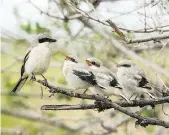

{"left": 86, "top": 58, "right": 123, "bottom": 97}
{"left": 117, "top": 59, "right": 156, "bottom": 100}
{"left": 11, "top": 34, "right": 57, "bottom": 93}
{"left": 63, "top": 55, "right": 104, "bottom": 93}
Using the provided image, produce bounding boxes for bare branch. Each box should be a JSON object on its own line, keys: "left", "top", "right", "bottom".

{"left": 28, "top": 0, "right": 65, "bottom": 20}
{"left": 41, "top": 97, "right": 169, "bottom": 111}
{"left": 78, "top": 17, "right": 169, "bottom": 79}
{"left": 1, "top": 108, "right": 83, "bottom": 132}
{"left": 35, "top": 80, "right": 169, "bottom": 128}
{"left": 128, "top": 34, "right": 169, "bottom": 44}
{"left": 94, "top": 117, "right": 131, "bottom": 135}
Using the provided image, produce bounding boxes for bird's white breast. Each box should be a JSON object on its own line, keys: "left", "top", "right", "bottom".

{"left": 63, "top": 62, "right": 90, "bottom": 90}
{"left": 25, "top": 46, "right": 51, "bottom": 75}
{"left": 117, "top": 67, "right": 138, "bottom": 92}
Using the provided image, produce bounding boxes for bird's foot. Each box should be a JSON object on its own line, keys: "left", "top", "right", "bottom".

{"left": 41, "top": 75, "right": 48, "bottom": 88}
{"left": 30, "top": 75, "right": 36, "bottom": 81}
{"left": 42, "top": 79, "right": 48, "bottom": 87}
{"left": 105, "top": 96, "right": 109, "bottom": 99}
{"left": 71, "top": 90, "right": 76, "bottom": 93}
{"left": 83, "top": 88, "right": 88, "bottom": 94}
{"left": 94, "top": 100, "right": 109, "bottom": 112}
{"left": 134, "top": 94, "right": 140, "bottom": 100}
{"left": 40, "top": 86, "right": 43, "bottom": 99}
{"left": 129, "top": 93, "right": 136, "bottom": 100}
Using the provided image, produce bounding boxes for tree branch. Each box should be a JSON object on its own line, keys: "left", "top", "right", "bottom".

{"left": 36, "top": 80, "right": 169, "bottom": 128}
{"left": 1, "top": 108, "right": 83, "bottom": 132}
{"left": 128, "top": 34, "right": 169, "bottom": 44}
{"left": 90, "top": 116, "right": 131, "bottom": 135}
{"left": 78, "top": 17, "right": 169, "bottom": 79}
{"left": 41, "top": 97, "right": 169, "bottom": 110}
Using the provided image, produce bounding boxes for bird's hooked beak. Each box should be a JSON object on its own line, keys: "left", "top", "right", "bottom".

{"left": 86, "top": 60, "right": 92, "bottom": 66}
{"left": 48, "top": 38, "right": 57, "bottom": 42}
{"left": 65, "top": 56, "right": 71, "bottom": 61}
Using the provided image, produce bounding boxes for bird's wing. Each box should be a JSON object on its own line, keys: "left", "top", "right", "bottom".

{"left": 138, "top": 76, "right": 151, "bottom": 89}
{"left": 21, "top": 50, "right": 31, "bottom": 76}
{"left": 107, "top": 72, "right": 122, "bottom": 88}
{"left": 73, "top": 69, "right": 98, "bottom": 86}
{"left": 92, "top": 67, "right": 121, "bottom": 89}
{"left": 101, "top": 67, "right": 121, "bottom": 88}
{"left": 133, "top": 66, "right": 151, "bottom": 89}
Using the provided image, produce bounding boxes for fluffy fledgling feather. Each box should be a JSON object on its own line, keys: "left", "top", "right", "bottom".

{"left": 117, "top": 59, "right": 156, "bottom": 100}
{"left": 63, "top": 55, "right": 103, "bottom": 92}
{"left": 86, "top": 58, "right": 122, "bottom": 97}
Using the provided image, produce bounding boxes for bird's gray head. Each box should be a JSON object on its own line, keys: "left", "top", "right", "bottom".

{"left": 38, "top": 33, "right": 57, "bottom": 43}
{"left": 117, "top": 59, "right": 134, "bottom": 68}
{"left": 65, "top": 55, "right": 80, "bottom": 63}
{"left": 86, "top": 58, "right": 102, "bottom": 68}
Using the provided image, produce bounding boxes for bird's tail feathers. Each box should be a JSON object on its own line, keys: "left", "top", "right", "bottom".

{"left": 97, "top": 84, "right": 106, "bottom": 89}
{"left": 11, "top": 77, "right": 28, "bottom": 93}
{"left": 142, "top": 83, "right": 152, "bottom": 90}
{"left": 115, "top": 84, "right": 122, "bottom": 89}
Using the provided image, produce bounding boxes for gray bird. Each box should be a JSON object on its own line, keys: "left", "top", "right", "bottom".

{"left": 86, "top": 58, "right": 123, "bottom": 97}
{"left": 63, "top": 55, "right": 103, "bottom": 93}
{"left": 11, "top": 34, "right": 57, "bottom": 93}
{"left": 117, "top": 59, "right": 156, "bottom": 101}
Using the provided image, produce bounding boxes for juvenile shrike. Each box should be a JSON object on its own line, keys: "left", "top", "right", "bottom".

{"left": 117, "top": 59, "right": 156, "bottom": 100}
{"left": 63, "top": 55, "right": 103, "bottom": 93}
{"left": 86, "top": 58, "right": 122, "bottom": 97}
{"left": 11, "top": 34, "right": 57, "bottom": 93}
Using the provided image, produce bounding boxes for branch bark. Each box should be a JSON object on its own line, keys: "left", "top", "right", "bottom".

{"left": 36, "top": 80, "right": 169, "bottom": 128}
{"left": 128, "top": 34, "right": 169, "bottom": 44}
{"left": 41, "top": 96, "right": 169, "bottom": 110}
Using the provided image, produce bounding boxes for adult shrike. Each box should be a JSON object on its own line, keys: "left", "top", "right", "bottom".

{"left": 86, "top": 58, "right": 122, "bottom": 97}
{"left": 117, "top": 59, "right": 156, "bottom": 100}
{"left": 11, "top": 34, "right": 57, "bottom": 93}
{"left": 63, "top": 55, "right": 103, "bottom": 93}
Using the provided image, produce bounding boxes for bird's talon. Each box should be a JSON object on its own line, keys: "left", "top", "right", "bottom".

{"left": 42, "top": 79, "right": 48, "bottom": 87}
{"left": 70, "top": 90, "right": 75, "bottom": 94}
{"left": 30, "top": 75, "right": 36, "bottom": 81}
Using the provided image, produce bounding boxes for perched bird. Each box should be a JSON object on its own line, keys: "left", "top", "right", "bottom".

{"left": 63, "top": 55, "right": 103, "bottom": 93}
{"left": 11, "top": 34, "right": 57, "bottom": 93}
{"left": 117, "top": 59, "right": 156, "bottom": 101}
{"left": 86, "top": 58, "right": 123, "bottom": 97}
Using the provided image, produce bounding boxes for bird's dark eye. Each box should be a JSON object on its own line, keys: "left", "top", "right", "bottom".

{"left": 92, "top": 62, "right": 100, "bottom": 67}
{"left": 121, "top": 64, "right": 131, "bottom": 67}
{"left": 70, "top": 58, "right": 78, "bottom": 63}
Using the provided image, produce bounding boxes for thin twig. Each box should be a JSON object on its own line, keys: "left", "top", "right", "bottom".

{"left": 127, "top": 34, "right": 169, "bottom": 44}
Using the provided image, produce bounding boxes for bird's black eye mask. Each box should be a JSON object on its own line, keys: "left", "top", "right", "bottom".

{"left": 118, "top": 64, "right": 131, "bottom": 68}
{"left": 70, "top": 57, "right": 78, "bottom": 63}
{"left": 91, "top": 61, "right": 100, "bottom": 67}
{"left": 38, "top": 38, "right": 57, "bottom": 43}
{"left": 66, "top": 56, "right": 78, "bottom": 63}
